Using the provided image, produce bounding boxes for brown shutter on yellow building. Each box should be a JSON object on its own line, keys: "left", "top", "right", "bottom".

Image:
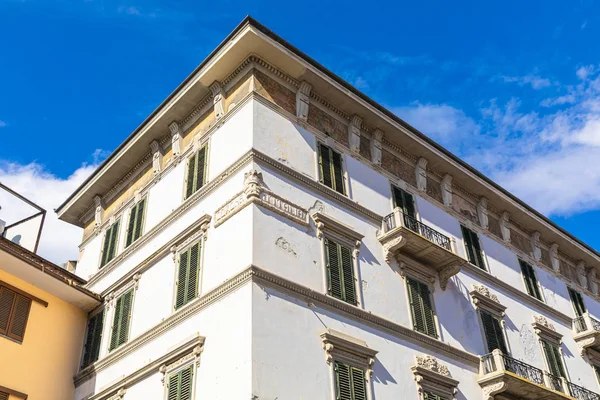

{"left": 0, "top": 391, "right": 8, "bottom": 400}
{"left": 0, "top": 284, "right": 33, "bottom": 343}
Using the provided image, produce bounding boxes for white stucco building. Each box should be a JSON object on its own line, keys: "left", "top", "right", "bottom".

{"left": 57, "top": 17, "right": 600, "bottom": 400}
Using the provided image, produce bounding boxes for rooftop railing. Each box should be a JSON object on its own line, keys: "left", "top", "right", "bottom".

{"left": 381, "top": 208, "right": 452, "bottom": 251}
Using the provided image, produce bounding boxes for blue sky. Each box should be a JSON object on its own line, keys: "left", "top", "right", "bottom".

{"left": 1, "top": 0, "right": 600, "bottom": 262}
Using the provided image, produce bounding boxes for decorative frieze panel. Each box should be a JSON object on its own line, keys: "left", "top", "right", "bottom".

{"left": 470, "top": 284, "right": 506, "bottom": 318}
{"left": 411, "top": 355, "right": 459, "bottom": 400}
{"left": 214, "top": 169, "right": 309, "bottom": 228}
{"left": 320, "top": 328, "right": 377, "bottom": 378}
{"left": 532, "top": 315, "right": 562, "bottom": 344}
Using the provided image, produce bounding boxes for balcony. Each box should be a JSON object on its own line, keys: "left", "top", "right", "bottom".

{"left": 478, "top": 350, "right": 600, "bottom": 400}
{"left": 378, "top": 208, "right": 465, "bottom": 289}
{"left": 573, "top": 313, "right": 600, "bottom": 355}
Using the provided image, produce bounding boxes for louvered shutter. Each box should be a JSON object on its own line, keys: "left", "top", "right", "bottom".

{"left": 461, "top": 225, "right": 485, "bottom": 269}
{"left": 101, "top": 221, "right": 120, "bottom": 267}
{"left": 407, "top": 277, "right": 426, "bottom": 333}
{"left": 125, "top": 205, "right": 136, "bottom": 247}
{"left": 335, "top": 361, "right": 352, "bottom": 400}
{"left": 175, "top": 243, "right": 201, "bottom": 310}
{"left": 168, "top": 371, "right": 179, "bottom": 400}
{"left": 110, "top": 290, "right": 133, "bottom": 350}
{"left": 424, "top": 392, "right": 446, "bottom": 400}
{"left": 8, "top": 294, "right": 31, "bottom": 342}
{"left": 461, "top": 225, "right": 477, "bottom": 265}
{"left": 109, "top": 220, "right": 120, "bottom": 260}
{"left": 82, "top": 309, "right": 104, "bottom": 367}
{"left": 175, "top": 248, "right": 190, "bottom": 310}
{"left": 195, "top": 147, "right": 207, "bottom": 191}
{"left": 470, "top": 230, "right": 485, "bottom": 269}
{"left": 481, "top": 310, "right": 507, "bottom": 354}
{"left": 419, "top": 281, "right": 437, "bottom": 338}
{"left": 0, "top": 391, "right": 8, "bottom": 400}
{"left": 100, "top": 226, "right": 112, "bottom": 267}
{"left": 168, "top": 366, "right": 194, "bottom": 400}
{"left": 319, "top": 144, "right": 333, "bottom": 189}
{"left": 520, "top": 259, "right": 542, "bottom": 300}
{"left": 134, "top": 198, "right": 145, "bottom": 241}
{"left": 326, "top": 238, "right": 343, "bottom": 300}
{"left": 351, "top": 367, "right": 366, "bottom": 400}
{"left": 185, "top": 153, "right": 197, "bottom": 199}
{"left": 568, "top": 288, "right": 586, "bottom": 317}
{"left": 542, "top": 340, "right": 566, "bottom": 378}
{"left": 332, "top": 150, "right": 345, "bottom": 194}
{"left": 340, "top": 245, "right": 356, "bottom": 305}
{"left": 109, "top": 295, "right": 122, "bottom": 350}
{"left": 0, "top": 286, "right": 16, "bottom": 336}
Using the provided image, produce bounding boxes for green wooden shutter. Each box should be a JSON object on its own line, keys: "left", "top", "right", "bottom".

{"left": 0, "top": 286, "right": 16, "bottom": 336}
{"left": 101, "top": 221, "right": 120, "bottom": 267}
{"left": 175, "top": 243, "right": 201, "bottom": 310}
{"left": 185, "top": 153, "right": 197, "bottom": 199}
{"left": 481, "top": 310, "right": 508, "bottom": 354}
{"left": 319, "top": 144, "right": 333, "bottom": 189}
{"left": 461, "top": 225, "right": 485, "bottom": 270}
{"left": 351, "top": 366, "right": 367, "bottom": 400}
{"left": 126, "top": 199, "right": 146, "bottom": 247}
{"left": 100, "top": 225, "right": 112, "bottom": 267}
{"left": 331, "top": 149, "right": 345, "bottom": 195}
{"left": 109, "top": 289, "right": 133, "bottom": 351}
{"left": 392, "top": 186, "right": 415, "bottom": 219}
{"left": 82, "top": 309, "right": 104, "bottom": 367}
{"left": 568, "top": 287, "right": 586, "bottom": 317}
{"left": 195, "top": 146, "right": 207, "bottom": 191}
{"left": 340, "top": 245, "right": 356, "bottom": 305}
{"left": 125, "top": 204, "right": 136, "bottom": 247}
{"left": 542, "top": 340, "right": 566, "bottom": 378}
{"left": 424, "top": 392, "right": 447, "bottom": 400}
{"left": 407, "top": 277, "right": 437, "bottom": 338}
{"left": 461, "top": 225, "right": 477, "bottom": 265}
{"left": 326, "top": 238, "right": 343, "bottom": 300}
{"left": 167, "top": 366, "right": 194, "bottom": 400}
{"left": 594, "top": 365, "right": 600, "bottom": 385}
{"left": 335, "top": 361, "right": 352, "bottom": 400}
{"left": 519, "top": 259, "right": 542, "bottom": 300}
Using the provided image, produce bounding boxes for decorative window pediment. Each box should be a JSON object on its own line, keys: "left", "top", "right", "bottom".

{"left": 312, "top": 212, "right": 364, "bottom": 255}
{"left": 320, "top": 329, "right": 377, "bottom": 375}
{"left": 411, "top": 355, "right": 459, "bottom": 400}
{"left": 532, "top": 315, "right": 562, "bottom": 344}
{"left": 470, "top": 284, "right": 506, "bottom": 318}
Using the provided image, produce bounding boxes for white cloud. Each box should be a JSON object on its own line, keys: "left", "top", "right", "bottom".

{"left": 117, "top": 5, "right": 142, "bottom": 16}
{"left": 0, "top": 158, "right": 100, "bottom": 265}
{"left": 501, "top": 74, "right": 552, "bottom": 89}
{"left": 0, "top": 120, "right": 6, "bottom": 128}
{"left": 576, "top": 65, "right": 596, "bottom": 80}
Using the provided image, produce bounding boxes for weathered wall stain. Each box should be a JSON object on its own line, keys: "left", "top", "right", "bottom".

{"left": 519, "top": 324, "right": 538, "bottom": 362}
{"left": 275, "top": 237, "right": 297, "bottom": 257}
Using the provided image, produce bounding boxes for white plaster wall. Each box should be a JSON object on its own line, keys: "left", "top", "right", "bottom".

{"left": 253, "top": 100, "right": 317, "bottom": 179}
{"left": 3, "top": 213, "right": 42, "bottom": 252}
{"left": 251, "top": 283, "right": 480, "bottom": 400}
{"left": 75, "top": 284, "right": 252, "bottom": 400}
{"left": 345, "top": 155, "right": 392, "bottom": 217}
{"left": 145, "top": 161, "right": 187, "bottom": 231}
{"left": 77, "top": 233, "right": 103, "bottom": 281}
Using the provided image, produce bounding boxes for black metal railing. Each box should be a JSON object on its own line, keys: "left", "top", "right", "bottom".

{"left": 546, "top": 372, "right": 564, "bottom": 392}
{"left": 591, "top": 316, "right": 600, "bottom": 331}
{"left": 382, "top": 209, "right": 452, "bottom": 251}
{"left": 502, "top": 354, "right": 544, "bottom": 386}
{"left": 568, "top": 382, "right": 600, "bottom": 400}
{"left": 574, "top": 316, "right": 588, "bottom": 333}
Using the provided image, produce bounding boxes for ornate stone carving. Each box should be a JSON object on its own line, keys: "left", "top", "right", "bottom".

{"left": 550, "top": 243, "right": 560, "bottom": 273}
{"left": 210, "top": 81, "right": 226, "bottom": 120}
{"left": 470, "top": 284, "right": 506, "bottom": 317}
{"left": 150, "top": 140, "right": 163, "bottom": 176}
{"left": 107, "top": 388, "right": 126, "bottom": 400}
{"left": 132, "top": 273, "right": 142, "bottom": 289}
{"left": 473, "top": 284, "right": 499, "bottom": 303}
{"left": 382, "top": 236, "right": 406, "bottom": 264}
{"left": 439, "top": 263, "right": 461, "bottom": 291}
{"left": 320, "top": 329, "right": 377, "bottom": 380}
{"left": 477, "top": 197, "right": 488, "bottom": 230}
{"left": 160, "top": 345, "right": 203, "bottom": 384}
{"left": 348, "top": 115, "right": 362, "bottom": 153}
{"left": 441, "top": 174, "right": 453, "bottom": 207}
{"left": 482, "top": 380, "right": 506, "bottom": 400}
{"left": 532, "top": 314, "right": 562, "bottom": 343}
{"left": 296, "top": 81, "right": 312, "bottom": 121}
{"left": 169, "top": 121, "right": 182, "bottom": 158}
{"left": 530, "top": 231, "right": 541, "bottom": 261}
{"left": 588, "top": 268, "right": 599, "bottom": 296}
{"left": 415, "top": 157, "right": 428, "bottom": 192}
{"left": 500, "top": 211, "right": 511, "bottom": 243}
{"left": 93, "top": 195, "right": 103, "bottom": 233}
{"left": 577, "top": 261, "right": 588, "bottom": 289}
{"left": 412, "top": 355, "right": 458, "bottom": 400}
{"left": 416, "top": 355, "right": 450, "bottom": 376}
{"left": 243, "top": 169, "right": 264, "bottom": 200}
{"left": 533, "top": 315, "right": 556, "bottom": 331}
{"left": 370, "top": 129, "right": 383, "bottom": 166}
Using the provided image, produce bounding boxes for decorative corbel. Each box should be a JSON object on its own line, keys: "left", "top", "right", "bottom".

{"left": 477, "top": 197, "right": 489, "bottom": 229}
{"left": 150, "top": 140, "right": 163, "bottom": 176}
{"left": 243, "top": 169, "right": 264, "bottom": 200}
{"left": 348, "top": 115, "right": 362, "bottom": 154}
{"left": 134, "top": 189, "right": 142, "bottom": 204}
{"left": 169, "top": 121, "right": 182, "bottom": 159}
{"left": 383, "top": 236, "right": 407, "bottom": 264}
{"left": 93, "top": 195, "right": 103, "bottom": 233}
{"left": 104, "top": 292, "right": 115, "bottom": 310}
{"left": 587, "top": 268, "right": 599, "bottom": 296}
{"left": 132, "top": 273, "right": 142, "bottom": 290}
{"left": 500, "top": 211, "right": 511, "bottom": 243}
{"left": 439, "top": 262, "right": 461, "bottom": 291}
{"left": 107, "top": 388, "right": 126, "bottom": 400}
{"left": 200, "top": 218, "right": 211, "bottom": 242}
{"left": 170, "top": 245, "right": 178, "bottom": 264}
{"left": 531, "top": 231, "right": 541, "bottom": 261}
{"left": 550, "top": 243, "right": 560, "bottom": 273}
{"left": 441, "top": 174, "right": 453, "bottom": 207}
{"left": 370, "top": 129, "right": 383, "bottom": 166}
{"left": 577, "top": 261, "right": 588, "bottom": 289}
{"left": 209, "top": 81, "right": 226, "bottom": 120}
{"left": 415, "top": 158, "right": 428, "bottom": 192}
{"left": 296, "top": 81, "right": 312, "bottom": 121}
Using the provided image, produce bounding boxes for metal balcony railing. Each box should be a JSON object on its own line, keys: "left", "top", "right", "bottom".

{"left": 382, "top": 208, "right": 452, "bottom": 251}
{"left": 573, "top": 313, "right": 600, "bottom": 334}
{"left": 481, "top": 350, "right": 600, "bottom": 399}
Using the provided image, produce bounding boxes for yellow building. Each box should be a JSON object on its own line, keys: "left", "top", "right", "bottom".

{"left": 0, "top": 184, "right": 101, "bottom": 400}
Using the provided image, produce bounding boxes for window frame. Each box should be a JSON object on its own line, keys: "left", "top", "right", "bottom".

{"left": 108, "top": 284, "right": 137, "bottom": 352}
{"left": 403, "top": 275, "right": 440, "bottom": 339}
{"left": 165, "top": 363, "right": 196, "bottom": 400}
{"left": 470, "top": 285, "right": 509, "bottom": 355}
{"left": 518, "top": 258, "right": 544, "bottom": 302}
{"left": 172, "top": 237, "right": 205, "bottom": 311}
{"left": 460, "top": 224, "right": 488, "bottom": 271}
{"left": 390, "top": 184, "right": 419, "bottom": 219}
{"left": 183, "top": 143, "right": 209, "bottom": 200}
{"left": 478, "top": 309, "right": 510, "bottom": 355}
{"left": 567, "top": 286, "right": 587, "bottom": 318}
{"left": 99, "top": 217, "right": 122, "bottom": 269}
{"left": 316, "top": 140, "right": 348, "bottom": 196}
{"left": 324, "top": 236, "right": 358, "bottom": 306}
{"left": 125, "top": 195, "right": 148, "bottom": 248}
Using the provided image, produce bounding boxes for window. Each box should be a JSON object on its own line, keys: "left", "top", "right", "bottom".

{"left": 125, "top": 198, "right": 146, "bottom": 248}
{"left": 480, "top": 310, "right": 508, "bottom": 354}
{"left": 81, "top": 309, "right": 104, "bottom": 368}
{"left": 0, "top": 284, "right": 32, "bottom": 343}
{"left": 334, "top": 361, "right": 366, "bottom": 400}
{"left": 406, "top": 277, "right": 437, "bottom": 338}
{"left": 325, "top": 237, "right": 356, "bottom": 305}
{"left": 423, "top": 392, "right": 447, "bottom": 400}
{"left": 318, "top": 143, "right": 345, "bottom": 195}
{"left": 185, "top": 146, "right": 207, "bottom": 199}
{"left": 175, "top": 242, "right": 201, "bottom": 310}
{"left": 541, "top": 339, "right": 566, "bottom": 379}
{"left": 519, "top": 259, "right": 543, "bottom": 301}
{"left": 100, "top": 220, "right": 121, "bottom": 268}
{"left": 167, "top": 365, "right": 194, "bottom": 400}
{"left": 461, "top": 225, "right": 486, "bottom": 270}
{"left": 109, "top": 289, "right": 133, "bottom": 351}
{"left": 568, "top": 287, "right": 586, "bottom": 318}
{"left": 0, "top": 391, "right": 7, "bottom": 400}
{"left": 392, "top": 186, "right": 418, "bottom": 231}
